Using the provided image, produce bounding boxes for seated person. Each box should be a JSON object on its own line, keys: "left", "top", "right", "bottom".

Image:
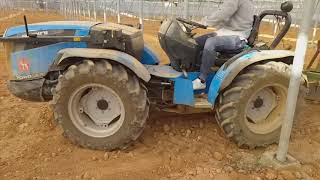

{"left": 193, "top": 0, "right": 255, "bottom": 90}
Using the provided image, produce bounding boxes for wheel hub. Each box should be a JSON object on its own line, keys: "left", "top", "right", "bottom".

{"left": 80, "top": 87, "right": 123, "bottom": 126}
{"left": 247, "top": 88, "right": 278, "bottom": 124}
{"left": 253, "top": 97, "right": 264, "bottom": 108}
{"left": 68, "top": 84, "right": 126, "bottom": 138}
{"left": 97, "top": 99, "right": 109, "bottom": 110}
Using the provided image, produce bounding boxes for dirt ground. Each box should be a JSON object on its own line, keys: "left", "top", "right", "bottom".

{"left": 0, "top": 11, "right": 320, "bottom": 180}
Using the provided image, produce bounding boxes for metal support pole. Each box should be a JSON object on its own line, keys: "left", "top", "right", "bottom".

{"left": 88, "top": 0, "right": 91, "bottom": 20}
{"left": 183, "top": 0, "right": 189, "bottom": 19}
{"left": 45, "top": 0, "right": 48, "bottom": 13}
{"left": 93, "top": 0, "right": 97, "bottom": 21}
{"left": 117, "top": 0, "right": 121, "bottom": 23}
{"left": 104, "top": 0, "right": 107, "bottom": 23}
{"left": 139, "top": 0, "right": 144, "bottom": 30}
{"left": 312, "top": 4, "right": 320, "bottom": 45}
{"left": 78, "top": 1, "right": 81, "bottom": 19}
{"left": 276, "top": 0, "right": 317, "bottom": 162}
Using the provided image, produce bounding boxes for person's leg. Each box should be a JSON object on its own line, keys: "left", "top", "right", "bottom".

{"left": 193, "top": 36, "right": 246, "bottom": 90}
{"left": 195, "top": 32, "right": 217, "bottom": 49}
{"left": 200, "top": 36, "right": 246, "bottom": 80}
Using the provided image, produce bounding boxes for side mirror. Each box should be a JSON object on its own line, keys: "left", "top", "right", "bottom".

{"left": 281, "top": 1, "right": 293, "bottom": 13}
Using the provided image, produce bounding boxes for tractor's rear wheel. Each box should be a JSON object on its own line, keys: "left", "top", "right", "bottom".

{"left": 215, "top": 61, "right": 291, "bottom": 148}
{"left": 51, "top": 60, "right": 149, "bottom": 150}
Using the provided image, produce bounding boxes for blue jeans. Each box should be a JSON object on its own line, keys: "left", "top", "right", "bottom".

{"left": 196, "top": 35, "right": 246, "bottom": 80}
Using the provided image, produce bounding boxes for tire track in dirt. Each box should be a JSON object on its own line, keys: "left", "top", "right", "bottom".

{"left": 0, "top": 11, "right": 320, "bottom": 180}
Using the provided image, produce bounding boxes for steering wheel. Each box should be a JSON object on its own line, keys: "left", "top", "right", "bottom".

{"left": 176, "top": 17, "right": 207, "bottom": 29}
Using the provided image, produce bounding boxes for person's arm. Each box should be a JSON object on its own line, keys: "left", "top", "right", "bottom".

{"left": 202, "top": 0, "right": 240, "bottom": 27}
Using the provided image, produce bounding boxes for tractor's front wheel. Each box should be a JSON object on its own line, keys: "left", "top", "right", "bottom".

{"left": 215, "top": 61, "right": 291, "bottom": 148}
{"left": 51, "top": 60, "right": 149, "bottom": 150}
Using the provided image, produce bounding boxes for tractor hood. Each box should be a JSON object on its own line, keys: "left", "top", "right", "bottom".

{"left": 4, "top": 21, "right": 100, "bottom": 37}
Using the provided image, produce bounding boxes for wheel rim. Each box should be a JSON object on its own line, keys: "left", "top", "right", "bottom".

{"left": 245, "top": 84, "right": 287, "bottom": 135}
{"left": 68, "top": 83, "right": 125, "bottom": 138}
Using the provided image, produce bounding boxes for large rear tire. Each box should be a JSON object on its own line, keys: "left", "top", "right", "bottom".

{"left": 215, "top": 61, "right": 291, "bottom": 148}
{"left": 51, "top": 60, "right": 149, "bottom": 150}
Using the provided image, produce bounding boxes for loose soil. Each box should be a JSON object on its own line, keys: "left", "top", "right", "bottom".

{"left": 0, "top": 11, "right": 320, "bottom": 180}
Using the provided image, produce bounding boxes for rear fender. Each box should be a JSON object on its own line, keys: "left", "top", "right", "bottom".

{"left": 208, "top": 50, "right": 294, "bottom": 105}
{"left": 50, "top": 48, "right": 151, "bottom": 82}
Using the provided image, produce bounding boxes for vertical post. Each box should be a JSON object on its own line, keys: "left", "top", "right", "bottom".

{"left": 46, "top": 0, "right": 48, "bottom": 13}
{"left": 83, "top": 1, "right": 86, "bottom": 18}
{"left": 183, "top": 0, "right": 189, "bottom": 19}
{"left": 312, "top": 4, "right": 320, "bottom": 45}
{"left": 104, "top": 0, "right": 107, "bottom": 23}
{"left": 276, "top": 0, "right": 316, "bottom": 162}
{"left": 139, "top": 0, "right": 144, "bottom": 30}
{"left": 88, "top": 0, "right": 91, "bottom": 20}
{"left": 117, "top": 0, "right": 121, "bottom": 23}
{"left": 93, "top": 0, "right": 97, "bottom": 21}
{"left": 78, "top": 1, "right": 81, "bottom": 19}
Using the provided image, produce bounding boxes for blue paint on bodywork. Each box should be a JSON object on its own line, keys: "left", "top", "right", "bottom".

{"left": 11, "top": 42, "right": 87, "bottom": 79}
{"left": 4, "top": 24, "right": 92, "bottom": 37}
{"left": 174, "top": 78, "right": 194, "bottom": 106}
{"left": 172, "top": 72, "right": 215, "bottom": 106}
{"left": 141, "top": 46, "right": 160, "bottom": 65}
{"left": 207, "top": 51, "right": 257, "bottom": 105}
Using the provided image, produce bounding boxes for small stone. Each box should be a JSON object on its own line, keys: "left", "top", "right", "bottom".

{"left": 196, "top": 167, "right": 203, "bottom": 175}
{"left": 279, "top": 170, "right": 295, "bottom": 180}
{"left": 44, "top": 157, "right": 50, "bottom": 162}
{"left": 238, "top": 169, "right": 246, "bottom": 173}
{"left": 186, "top": 169, "right": 196, "bottom": 176}
{"left": 103, "top": 152, "right": 109, "bottom": 160}
{"left": 51, "top": 153, "right": 56, "bottom": 157}
{"left": 213, "top": 152, "right": 224, "bottom": 161}
{"left": 197, "top": 136, "right": 201, "bottom": 141}
{"left": 127, "top": 152, "right": 134, "bottom": 158}
{"left": 57, "top": 148, "right": 63, "bottom": 152}
{"left": 169, "top": 132, "right": 174, "bottom": 137}
{"left": 199, "top": 121, "right": 204, "bottom": 128}
{"left": 18, "top": 123, "right": 29, "bottom": 131}
{"left": 67, "top": 148, "right": 72, "bottom": 153}
{"left": 56, "top": 172, "right": 62, "bottom": 175}
{"left": 163, "top": 124, "right": 170, "bottom": 133}
{"left": 294, "top": 172, "right": 302, "bottom": 179}
{"left": 277, "top": 175, "right": 284, "bottom": 180}
{"left": 185, "top": 129, "right": 192, "bottom": 137}
{"left": 81, "top": 172, "right": 90, "bottom": 179}
{"left": 254, "top": 176, "right": 263, "bottom": 180}
{"left": 226, "top": 154, "right": 232, "bottom": 160}
{"left": 265, "top": 171, "right": 277, "bottom": 180}
{"left": 92, "top": 157, "right": 98, "bottom": 161}
{"left": 216, "top": 168, "right": 222, "bottom": 173}
{"left": 224, "top": 166, "right": 233, "bottom": 173}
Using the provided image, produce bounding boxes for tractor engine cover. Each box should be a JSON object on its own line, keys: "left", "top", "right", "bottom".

{"left": 89, "top": 23, "right": 144, "bottom": 60}
{"left": 158, "top": 19, "right": 200, "bottom": 71}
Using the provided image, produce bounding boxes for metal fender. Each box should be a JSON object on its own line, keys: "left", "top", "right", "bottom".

{"left": 51, "top": 48, "right": 151, "bottom": 82}
{"left": 141, "top": 45, "right": 160, "bottom": 65}
{"left": 208, "top": 50, "right": 294, "bottom": 105}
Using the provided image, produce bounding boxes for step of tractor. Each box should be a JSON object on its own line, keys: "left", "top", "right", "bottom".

{"left": 194, "top": 98, "right": 212, "bottom": 109}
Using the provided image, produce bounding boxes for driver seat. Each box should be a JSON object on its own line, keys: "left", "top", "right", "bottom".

{"left": 214, "top": 15, "right": 260, "bottom": 66}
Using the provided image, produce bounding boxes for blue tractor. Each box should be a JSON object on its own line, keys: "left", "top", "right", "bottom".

{"left": 0, "top": 2, "right": 297, "bottom": 150}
